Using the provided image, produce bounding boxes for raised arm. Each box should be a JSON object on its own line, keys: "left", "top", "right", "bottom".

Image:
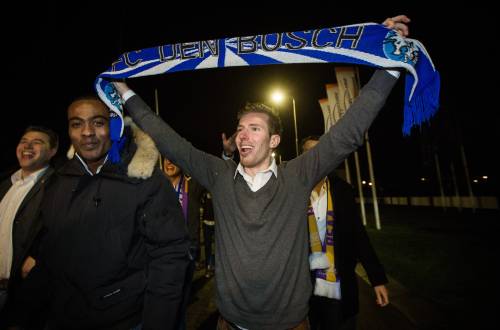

{"left": 294, "top": 70, "right": 398, "bottom": 188}
{"left": 113, "top": 82, "right": 226, "bottom": 189}
{"left": 293, "top": 15, "right": 410, "bottom": 188}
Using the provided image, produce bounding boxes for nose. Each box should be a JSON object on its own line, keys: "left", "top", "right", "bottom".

{"left": 237, "top": 129, "right": 248, "bottom": 141}
{"left": 82, "top": 123, "right": 95, "bottom": 136}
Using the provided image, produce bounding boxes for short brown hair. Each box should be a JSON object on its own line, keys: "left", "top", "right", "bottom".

{"left": 301, "top": 135, "right": 321, "bottom": 153}
{"left": 237, "top": 102, "right": 282, "bottom": 136}
{"left": 24, "top": 126, "right": 59, "bottom": 150}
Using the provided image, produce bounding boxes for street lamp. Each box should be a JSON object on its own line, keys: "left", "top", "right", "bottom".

{"left": 270, "top": 90, "right": 299, "bottom": 157}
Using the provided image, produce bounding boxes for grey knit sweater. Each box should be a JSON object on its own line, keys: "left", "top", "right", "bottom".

{"left": 124, "top": 70, "right": 397, "bottom": 329}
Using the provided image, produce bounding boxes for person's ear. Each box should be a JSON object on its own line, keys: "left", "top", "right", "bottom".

{"left": 49, "top": 147, "right": 57, "bottom": 159}
{"left": 270, "top": 134, "right": 280, "bottom": 149}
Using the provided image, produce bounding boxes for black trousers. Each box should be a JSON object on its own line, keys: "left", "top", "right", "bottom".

{"left": 203, "top": 224, "right": 215, "bottom": 269}
{"left": 309, "top": 296, "right": 356, "bottom": 330}
{"left": 176, "top": 260, "right": 195, "bottom": 330}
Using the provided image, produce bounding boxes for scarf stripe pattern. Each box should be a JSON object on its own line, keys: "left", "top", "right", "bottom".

{"left": 96, "top": 22, "right": 440, "bottom": 162}
{"left": 308, "top": 179, "right": 339, "bottom": 298}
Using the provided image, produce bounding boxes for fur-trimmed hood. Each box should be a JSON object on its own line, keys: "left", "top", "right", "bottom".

{"left": 66, "top": 117, "right": 159, "bottom": 179}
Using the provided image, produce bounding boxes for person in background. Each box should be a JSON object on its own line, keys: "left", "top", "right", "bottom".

{"left": 0, "top": 126, "right": 58, "bottom": 328}
{"left": 302, "top": 135, "right": 388, "bottom": 330}
{"left": 163, "top": 157, "right": 205, "bottom": 329}
{"left": 201, "top": 191, "right": 215, "bottom": 278}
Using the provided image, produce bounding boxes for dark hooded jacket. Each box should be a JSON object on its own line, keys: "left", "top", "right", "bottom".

{"left": 13, "top": 120, "right": 190, "bottom": 330}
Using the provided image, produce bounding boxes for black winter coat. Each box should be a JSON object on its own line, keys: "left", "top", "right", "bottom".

{"left": 15, "top": 131, "right": 190, "bottom": 330}
{"left": 327, "top": 174, "right": 388, "bottom": 320}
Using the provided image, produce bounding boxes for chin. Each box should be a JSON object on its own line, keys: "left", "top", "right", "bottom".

{"left": 80, "top": 152, "right": 105, "bottom": 163}
{"left": 240, "top": 160, "right": 257, "bottom": 168}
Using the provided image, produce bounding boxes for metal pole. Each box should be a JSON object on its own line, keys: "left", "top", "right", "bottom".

{"left": 365, "top": 132, "right": 381, "bottom": 230}
{"left": 354, "top": 67, "right": 380, "bottom": 229}
{"left": 154, "top": 88, "right": 162, "bottom": 169}
{"left": 434, "top": 152, "right": 446, "bottom": 210}
{"left": 460, "top": 144, "right": 476, "bottom": 212}
{"left": 344, "top": 159, "right": 352, "bottom": 185}
{"left": 292, "top": 98, "right": 299, "bottom": 157}
{"left": 450, "top": 162, "right": 462, "bottom": 211}
{"left": 354, "top": 151, "right": 367, "bottom": 226}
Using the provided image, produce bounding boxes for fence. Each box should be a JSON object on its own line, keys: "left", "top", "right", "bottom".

{"left": 356, "top": 196, "right": 499, "bottom": 210}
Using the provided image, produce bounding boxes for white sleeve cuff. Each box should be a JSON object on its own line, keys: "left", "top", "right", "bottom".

{"left": 222, "top": 152, "right": 234, "bottom": 160}
{"left": 386, "top": 69, "right": 401, "bottom": 79}
{"left": 122, "top": 90, "right": 136, "bottom": 102}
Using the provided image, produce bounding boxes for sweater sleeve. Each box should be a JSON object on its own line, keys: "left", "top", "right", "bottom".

{"left": 124, "top": 95, "right": 228, "bottom": 190}
{"left": 291, "top": 70, "right": 398, "bottom": 189}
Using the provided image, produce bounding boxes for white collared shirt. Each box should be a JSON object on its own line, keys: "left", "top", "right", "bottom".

{"left": 75, "top": 153, "right": 108, "bottom": 176}
{"left": 0, "top": 166, "right": 48, "bottom": 279}
{"left": 234, "top": 158, "right": 278, "bottom": 192}
{"left": 310, "top": 179, "right": 328, "bottom": 243}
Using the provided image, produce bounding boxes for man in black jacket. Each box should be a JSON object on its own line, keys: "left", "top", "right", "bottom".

{"left": 12, "top": 96, "right": 190, "bottom": 330}
{"left": 302, "top": 136, "right": 388, "bottom": 330}
{"left": 163, "top": 158, "right": 204, "bottom": 267}
{"left": 163, "top": 157, "right": 205, "bottom": 330}
{"left": 0, "top": 126, "right": 58, "bottom": 325}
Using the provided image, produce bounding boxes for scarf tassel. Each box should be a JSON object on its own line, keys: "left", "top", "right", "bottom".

{"left": 403, "top": 71, "right": 441, "bottom": 135}
{"left": 313, "top": 278, "right": 341, "bottom": 299}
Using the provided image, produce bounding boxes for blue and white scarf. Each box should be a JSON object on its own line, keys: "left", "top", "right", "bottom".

{"left": 96, "top": 22, "right": 440, "bottom": 163}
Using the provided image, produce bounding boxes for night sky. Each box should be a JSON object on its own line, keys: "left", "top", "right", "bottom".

{"left": 2, "top": 3, "right": 498, "bottom": 196}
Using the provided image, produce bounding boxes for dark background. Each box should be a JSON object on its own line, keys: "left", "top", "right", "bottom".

{"left": 2, "top": 2, "right": 498, "bottom": 197}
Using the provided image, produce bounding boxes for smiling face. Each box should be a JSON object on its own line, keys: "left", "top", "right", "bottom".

{"left": 68, "top": 99, "right": 111, "bottom": 173}
{"left": 163, "top": 158, "right": 182, "bottom": 186}
{"left": 16, "top": 131, "right": 57, "bottom": 177}
{"left": 235, "top": 112, "right": 280, "bottom": 176}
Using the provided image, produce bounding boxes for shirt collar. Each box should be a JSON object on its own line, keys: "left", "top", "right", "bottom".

{"left": 234, "top": 157, "right": 278, "bottom": 179}
{"left": 11, "top": 166, "right": 49, "bottom": 185}
{"left": 75, "top": 153, "right": 108, "bottom": 176}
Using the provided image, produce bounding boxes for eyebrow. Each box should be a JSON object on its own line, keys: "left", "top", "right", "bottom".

{"left": 238, "top": 123, "right": 264, "bottom": 128}
{"left": 20, "top": 138, "right": 46, "bottom": 143}
{"left": 68, "top": 115, "right": 109, "bottom": 122}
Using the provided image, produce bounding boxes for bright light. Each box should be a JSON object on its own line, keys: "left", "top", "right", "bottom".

{"left": 272, "top": 152, "right": 276, "bottom": 158}
{"left": 482, "top": 175, "right": 488, "bottom": 180}
{"left": 362, "top": 180, "right": 366, "bottom": 185}
{"left": 473, "top": 179, "right": 478, "bottom": 183}
{"left": 271, "top": 90, "right": 285, "bottom": 104}
{"left": 420, "top": 177, "right": 426, "bottom": 182}
{"left": 368, "top": 182, "right": 372, "bottom": 186}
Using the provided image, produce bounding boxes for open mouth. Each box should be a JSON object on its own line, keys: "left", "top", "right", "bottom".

{"left": 239, "top": 145, "right": 253, "bottom": 157}
{"left": 166, "top": 166, "right": 176, "bottom": 171}
{"left": 21, "top": 151, "right": 35, "bottom": 160}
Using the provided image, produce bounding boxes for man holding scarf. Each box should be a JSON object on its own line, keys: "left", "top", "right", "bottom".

{"left": 163, "top": 158, "right": 205, "bottom": 330}
{"left": 112, "top": 15, "right": 412, "bottom": 330}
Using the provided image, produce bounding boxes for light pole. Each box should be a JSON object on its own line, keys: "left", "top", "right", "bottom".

{"left": 271, "top": 90, "right": 299, "bottom": 157}
{"left": 291, "top": 97, "right": 299, "bottom": 157}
